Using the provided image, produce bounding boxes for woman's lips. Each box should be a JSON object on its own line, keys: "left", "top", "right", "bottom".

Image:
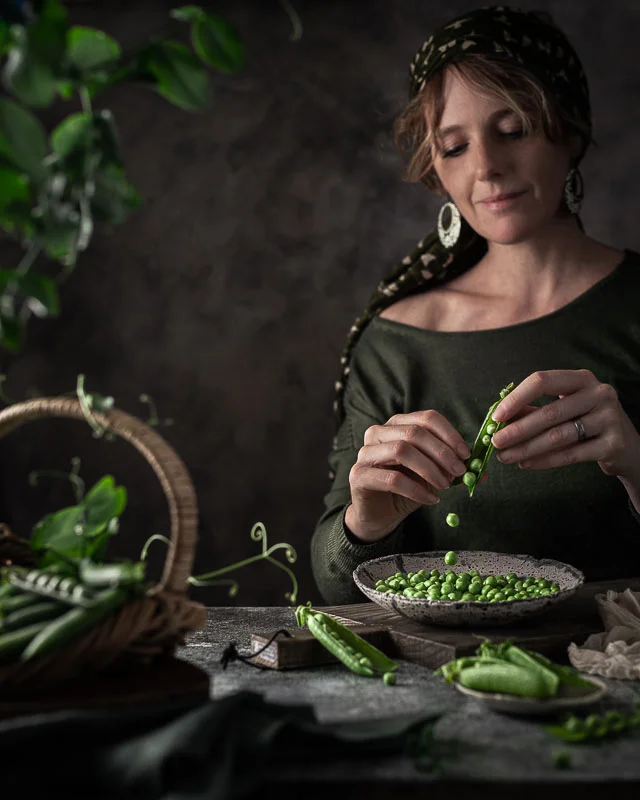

{"left": 481, "top": 191, "right": 526, "bottom": 211}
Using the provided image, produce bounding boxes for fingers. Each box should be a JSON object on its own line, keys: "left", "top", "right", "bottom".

{"left": 378, "top": 409, "right": 470, "bottom": 460}
{"left": 492, "top": 388, "right": 603, "bottom": 457}
{"left": 357, "top": 440, "right": 452, "bottom": 490}
{"left": 364, "top": 418, "right": 468, "bottom": 482}
{"left": 350, "top": 462, "right": 440, "bottom": 505}
{"left": 492, "top": 369, "right": 599, "bottom": 423}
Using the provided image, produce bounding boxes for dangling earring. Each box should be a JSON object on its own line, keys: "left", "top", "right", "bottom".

{"left": 437, "top": 200, "right": 461, "bottom": 248}
{"left": 564, "top": 167, "right": 584, "bottom": 215}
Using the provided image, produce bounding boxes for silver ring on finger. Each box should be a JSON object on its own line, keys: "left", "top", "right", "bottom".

{"left": 573, "top": 417, "right": 588, "bottom": 443}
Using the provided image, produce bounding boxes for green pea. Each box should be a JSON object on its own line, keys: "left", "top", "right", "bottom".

{"left": 553, "top": 751, "right": 572, "bottom": 769}
{"left": 469, "top": 458, "right": 484, "bottom": 473}
{"left": 444, "top": 551, "right": 458, "bottom": 566}
{"left": 482, "top": 434, "right": 491, "bottom": 446}
{"left": 484, "top": 576, "right": 497, "bottom": 587}
{"left": 430, "top": 569, "right": 440, "bottom": 577}
{"left": 564, "top": 716, "right": 584, "bottom": 735}
{"left": 383, "top": 671, "right": 396, "bottom": 686}
{"left": 446, "top": 513, "right": 460, "bottom": 528}
{"left": 462, "top": 471, "right": 477, "bottom": 487}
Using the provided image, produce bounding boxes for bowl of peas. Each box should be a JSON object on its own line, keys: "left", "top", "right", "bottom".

{"left": 352, "top": 551, "right": 584, "bottom": 626}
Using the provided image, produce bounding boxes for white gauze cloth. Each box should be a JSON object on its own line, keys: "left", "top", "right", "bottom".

{"left": 568, "top": 588, "right": 640, "bottom": 680}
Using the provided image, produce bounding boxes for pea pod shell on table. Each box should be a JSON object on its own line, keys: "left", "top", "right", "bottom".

{"left": 311, "top": 611, "right": 397, "bottom": 673}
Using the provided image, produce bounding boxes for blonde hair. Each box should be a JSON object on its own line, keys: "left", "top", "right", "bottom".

{"left": 393, "top": 54, "right": 595, "bottom": 198}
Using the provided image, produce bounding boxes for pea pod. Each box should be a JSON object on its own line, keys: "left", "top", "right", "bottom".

{"left": 434, "top": 655, "right": 506, "bottom": 683}
{"left": 21, "top": 586, "right": 130, "bottom": 663}
{"left": 305, "top": 614, "right": 375, "bottom": 676}
{"left": 78, "top": 558, "right": 146, "bottom": 589}
{"left": 0, "top": 599, "right": 67, "bottom": 632}
{"left": 295, "top": 603, "right": 397, "bottom": 677}
{"left": 7, "top": 567, "right": 97, "bottom": 608}
{"left": 458, "top": 662, "right": 556, "bottom": 698}
{"left": 0, "top": 621, "right": 52, "bottom": 663}
{"left": 545, "top": 707, "right": 640, "bottom": 743}
{"left": 0, "top": 591, "right": 42, "bottom": 614}
{"left": 452, "top": 382, "right": 514, "bottom": 496}
{"left": 0, "top": 582, "right": 19, "bottom": 600}
{"left": 525, "top": 649, "right": 597, "bottom": 689}
{"left": 503, "top": 645, "right": 560, "bottom": 696}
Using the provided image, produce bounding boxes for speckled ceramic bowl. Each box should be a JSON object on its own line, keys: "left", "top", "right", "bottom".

{"left": 353, "top": 551, "right": 584, "bottom": 627}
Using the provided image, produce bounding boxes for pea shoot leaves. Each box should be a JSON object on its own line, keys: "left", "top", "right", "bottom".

{"left": 30, "top": 475, "right": 127, "bottom": 568}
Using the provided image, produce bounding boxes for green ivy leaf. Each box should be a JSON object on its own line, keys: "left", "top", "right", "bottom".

{"left": 2, "top": 13, "right": 66, "bottom": 108}
{"left": 56, "top": 80, "right": 74, "bottom": 100}
{"left": 170, "top": 6, "right": 206, "bottom": 23}
{"left": 38, "top": 203, "right": 82, "bottom": 263}
{"left": 0, "top": 311, "right": 22, "bottom": 351}
{"left": 0, "top": 200, "right": 36, "bottom": 237}
{"left": 0, "top": 269, "right": 59, "bottom": 318}
{"left": 67, "top": 26, "right": 121, "bottom": 72}
{"left": 92, "top": 110, "right": 122, "bottom": 166}
{"left": 143, "top": 41, "right": 211, "bottom": 111}
{"left": 90, "top": 162, "right": 142, "bottom": 225}
{"left": 20, "top": 273, "right": 60, "bottom": 318}
{"left": 192, "top": 14, "right": 245, "bottom": 73}
{"left": 0, "top": 166, "right": 29, "bottom": 211}
{"left": 0, "top": 98, "right": 48, "bottom": 181}
{"left": 50, "top": 112, "right": 93, "bottom": 159}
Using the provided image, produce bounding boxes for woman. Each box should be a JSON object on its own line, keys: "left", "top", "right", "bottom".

{"left": 311, "top": 5, "right": 640, "bottom": 605}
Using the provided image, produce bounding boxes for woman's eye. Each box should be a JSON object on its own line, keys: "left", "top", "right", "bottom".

{"left": 442, "top": 129, "right": 525, "bottom": 159}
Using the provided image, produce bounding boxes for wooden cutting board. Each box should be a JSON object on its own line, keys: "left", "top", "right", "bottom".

{"left": 250, "top": 577, "right": 640, "bottom": 670}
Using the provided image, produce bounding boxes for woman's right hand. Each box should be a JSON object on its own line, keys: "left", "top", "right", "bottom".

{"left": 345, "top": 410, "right": 486, "bottom": 543}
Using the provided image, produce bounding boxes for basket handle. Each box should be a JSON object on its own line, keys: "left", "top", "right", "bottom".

{"left": 0, "top": 398, "right": 198, "bottom": 595}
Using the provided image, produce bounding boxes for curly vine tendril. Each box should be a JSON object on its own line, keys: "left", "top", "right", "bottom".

{"left": 187, "top": 522, "right": 298, "bottom": 603}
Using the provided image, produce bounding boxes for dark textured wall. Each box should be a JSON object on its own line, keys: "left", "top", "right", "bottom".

{"left": 0, "top": 0, "right": 638, "bottom": 607}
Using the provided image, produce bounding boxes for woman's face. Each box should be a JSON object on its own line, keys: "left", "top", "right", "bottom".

{"left": 431, "top": 67, "right": 579, "bottom": 244}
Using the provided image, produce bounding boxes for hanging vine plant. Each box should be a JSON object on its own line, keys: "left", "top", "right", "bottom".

{"left": 0, "top": 0, "right": 246, "bottom": 352}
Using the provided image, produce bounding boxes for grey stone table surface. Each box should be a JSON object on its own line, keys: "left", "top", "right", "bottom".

{"left": 176, "top": 607, "right": 640, "bottom": 792}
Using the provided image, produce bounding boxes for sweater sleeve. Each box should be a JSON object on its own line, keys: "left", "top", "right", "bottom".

{"left": 310, "top": 337, "right": 405, "bottom": 605}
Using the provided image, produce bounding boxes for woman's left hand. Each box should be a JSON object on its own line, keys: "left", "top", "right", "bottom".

{"left": 490, "top": 369, "right": 640, "bottom": 481}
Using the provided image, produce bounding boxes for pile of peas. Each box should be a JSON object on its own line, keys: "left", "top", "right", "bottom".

{"left": 375, "top": 568, "right": 561, "bottom": 603}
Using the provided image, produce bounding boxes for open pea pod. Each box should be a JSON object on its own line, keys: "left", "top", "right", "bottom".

{"left": 452, "top": 382, "right": 514, "bottom": 497}
{"left": 525, "top": 649, "right": 598, "bottom": 689}
{"left": 503, "top": 645, "right": 560, "bottom": 696}
{"left": 296, "top": 604, "right": 397, "bottom": 673}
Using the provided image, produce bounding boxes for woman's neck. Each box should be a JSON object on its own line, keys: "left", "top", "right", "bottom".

{"left": 470, "top": 220, "right": 621, "bottom": 312}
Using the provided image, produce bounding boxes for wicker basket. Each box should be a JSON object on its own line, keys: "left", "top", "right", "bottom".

{"left": 0, "top": 397, "right": 207, "bottom": 689}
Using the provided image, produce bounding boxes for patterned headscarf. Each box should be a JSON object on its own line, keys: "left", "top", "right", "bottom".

{"left": 329, "top": 5, "right": 593, "bottom": 473}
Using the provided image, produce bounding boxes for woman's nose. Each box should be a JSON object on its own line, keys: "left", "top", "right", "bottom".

{"left": 473, "top": 139, "right": 504, "bottom": 180}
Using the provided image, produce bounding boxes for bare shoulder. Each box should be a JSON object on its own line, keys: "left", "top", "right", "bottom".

{"left": 378, "top": 294, "right": 421, "bottom": 323}
{"left": 378, "top": 291, "right": 437, "bottom": 326}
